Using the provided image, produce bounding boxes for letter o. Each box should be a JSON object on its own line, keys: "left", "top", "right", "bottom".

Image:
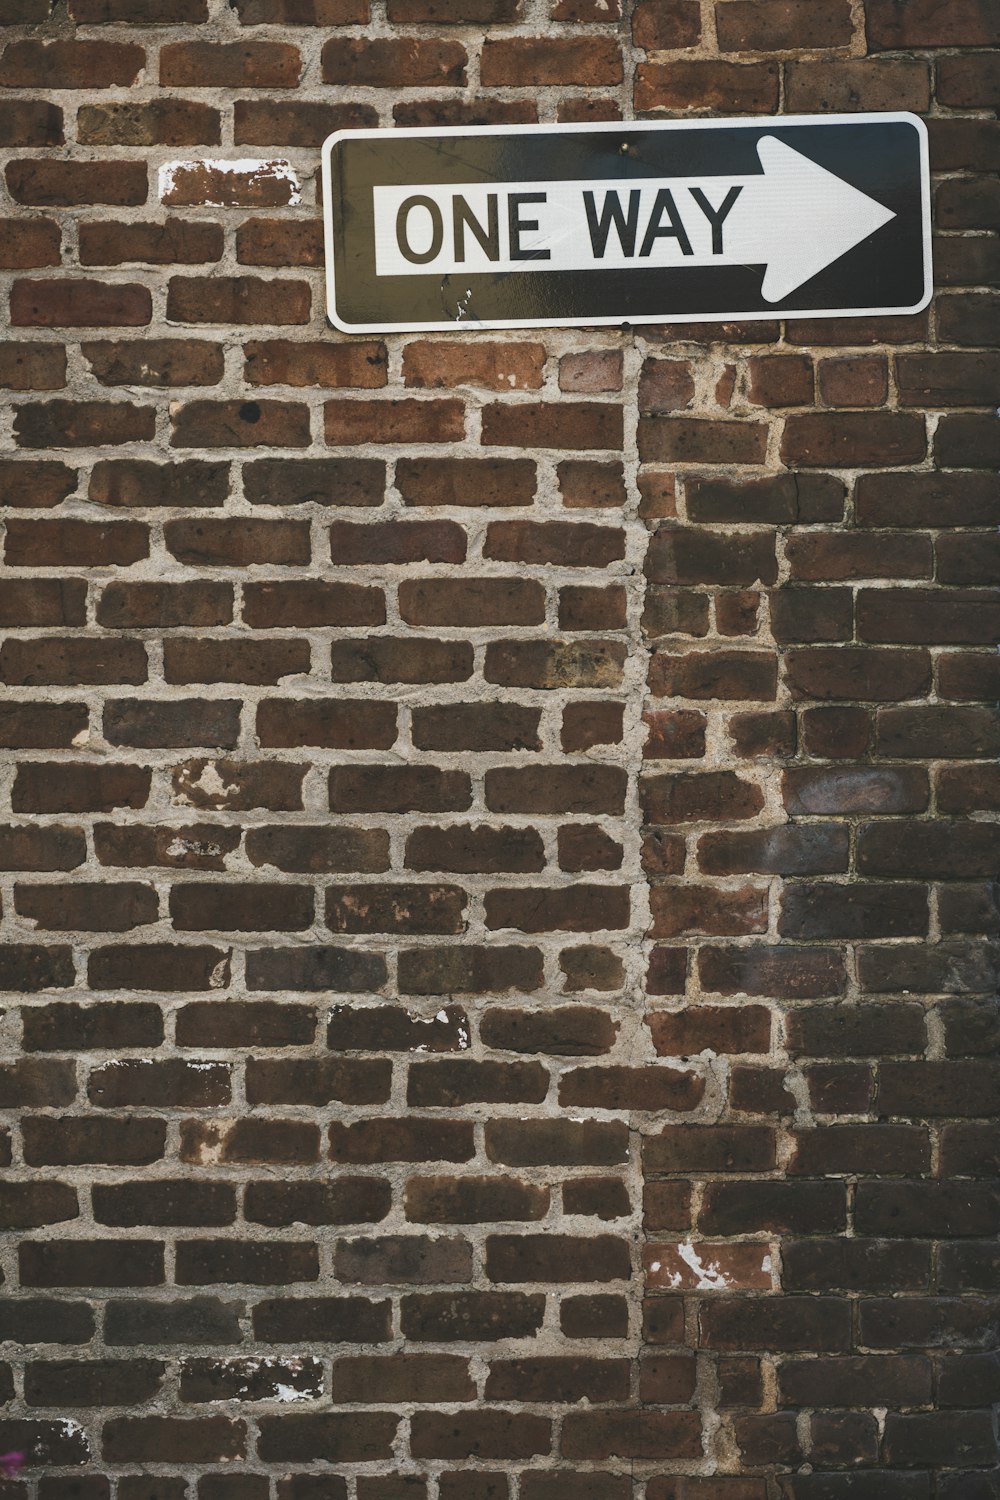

{"left": 395, "top": 195, "right": 444, "bottom": 265}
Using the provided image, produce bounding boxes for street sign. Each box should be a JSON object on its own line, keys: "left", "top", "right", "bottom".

{"left": 322, "top": 114, "right": 931, "bottom": 334}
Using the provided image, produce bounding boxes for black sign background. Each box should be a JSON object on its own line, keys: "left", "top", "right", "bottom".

{"left": 323, "top": 115, "right": 931, "bottom": 333}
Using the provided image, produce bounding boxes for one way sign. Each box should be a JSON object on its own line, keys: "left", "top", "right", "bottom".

{"left": 322, "top": 114, "right": 930, "bottom": 333}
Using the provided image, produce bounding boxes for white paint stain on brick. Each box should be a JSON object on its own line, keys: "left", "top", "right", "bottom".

{"left": 675, "top": 1242, "right": 734, "bottom": 1290}
{"left": 159, "top": 158, "right": 302, "bottom": 205}
{"left": 176, "top": 760, "right": 237, "bottom": 806}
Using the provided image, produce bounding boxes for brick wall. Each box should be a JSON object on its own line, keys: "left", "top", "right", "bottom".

{"left": 1, "top": 0, "right": 999, "bottom": 1494}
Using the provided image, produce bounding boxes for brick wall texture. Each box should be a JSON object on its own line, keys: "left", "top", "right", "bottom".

{"left": 0, "top": 0, "right": 999, "bottom": 1494}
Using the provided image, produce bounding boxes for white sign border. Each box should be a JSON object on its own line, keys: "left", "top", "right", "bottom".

{"left": 321, "top": 112, "right": 932, "bottom": 335}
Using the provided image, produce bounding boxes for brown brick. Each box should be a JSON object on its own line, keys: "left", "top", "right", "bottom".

{"left": 162, "top": 161, "right": 302, "bottom": 209}
{"left": 561, "top": 1410, "right": 701, "bottom": 1460}
{"left": 0, "top": 40, "right": 144, "bottom": 89}
{"left": 322, "top": 38, "right": 467, "bottom": 86}
{"left": 717, "top": 0, "right": 854, "bottom": 51}
{"left": 0, "top": 100, "right": 63, "bottom": 148}
{"left": 399, "top": 945, "right": 542, "bottom": 996}
{"left": 396, "top": 457, "right": 534, "bottom": 509}
{"left": 83, "top": 340, "right": 223, "bottom": 387}
{"left": 400, "top": 577, "right": 544, "bottom": 627}
{"left": 635, "top": 60, "right": 780, "bottom": 114}
{"left": 0, "top": 218, "right": 62, "bottom": 270}
{"left": 14, "top": 401, "right": 155, "bottom": 448}
{"left": 234, "top": 0, "right": 367, "bottom": 16}
{"left": 237, "top": 220, "right": 322, "bottom": 271}
{"left": 409, "top": 707, "right": 541, "bottom": 755}
{"left": 71, "top": 0, "right": 208, "bottom": 14}
{"left": 245, "top": 457, "right": 384, "bottom": 507}
{"left": 15, "top": 882, "right": 157, "bottom": 932}
{"left": 559, "top": 460, "right": 627, "bottom": 509}
{"left": 331, "top": 638, "right": 473, "bottom": 685}
{"left": 78, "top": 99, "right": 219, "bottom": 147}
{"left": 748, "top": 354, "right": 814, "bottom": 407}
{"left": 866, "top": 0, "right": 999, "bottom": 48}
{"left": 235, "top": 101, "right": 376, "bottom": 147}
{"left": 404, "top": 341, "right": 545, "bottom": 391}
{"left": 648, "top": 1005, "right": 771, "bottom": 1056}
{"left": 80, "top": 220, "right": 223, "bottom": 267}
{"left": 641, "top": 416, "right": 768, "bottom": 465}
{"left": 481, "top": 37, "right": 621, "bottom": 85}
{"left": 167, "top": 277, "right": 310, "bottom": 326}
{"left": 171, "top": 400, "right": 310, "bottom": 448}
{"left": 14, "top": 763, "right": 150, "bottom": 815}
{"left": 485, "top": 639, "right": 626, "bottom": 690}
{"left": 633, "top": 0, "right": 701, "bottom": 48}
{"left": 818, "top": 355, "right": 888, "bottom": 407}
{"left": 244, "top": 582, "right": 383, "bottom": 629}
{"left": 6, "top": 160, "right": 147, "bottom": 207}
{"left": 559, "top": 351, "right": 623, "bottom": 394}
{"left": 0, "top": 703, "right": 85, "bottom": 751}
{"left": 784, "top": 58, "right": 930, "bottom": 112}
{"left": 160, "top": 41, "right": 300, "bottom": 86}
{"left": 482, "top": 402, "right": 622, "bottom": 451}
{"left": 486, "top": 521, "right": 625, "bottom": 568}
{"left": 327, "top": 883, "right": 465, "bottom": 935}
{"left": 395, "top": 99, "right": 537, "bottom": 128}
{"left": 325, "top": 398, "right": 464, "bottom": 446}
{"left": 0, "top": 343, "right": 65, "bottom": 391}
{"left": 937, "top": 53, "right": 1000, "bottom": 108}
{"left": 649, "top": 650, "right": 776, "bottom": 700}
{"left": 404, "top": 1176, "right": 548, "bottom": 1224}
{"left": 88, "top": 944, "right": 230, "bottom": 992}
{"left": 245, "top": 340, "right": 386, "bottom": 389}
{"left": 782, "top": 412, "right": 927, "bottom": 467}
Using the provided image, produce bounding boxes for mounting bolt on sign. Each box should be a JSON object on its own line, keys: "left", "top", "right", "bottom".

{"left": 322, "top": 114, "right": 931, "bottom": 334}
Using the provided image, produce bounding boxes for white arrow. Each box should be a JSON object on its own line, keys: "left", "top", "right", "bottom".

{"left": 371, "top": 135, "right": 895, "bottom": 303}
{"left": 726, "top": 136, "right": 896, "bottom": 301}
